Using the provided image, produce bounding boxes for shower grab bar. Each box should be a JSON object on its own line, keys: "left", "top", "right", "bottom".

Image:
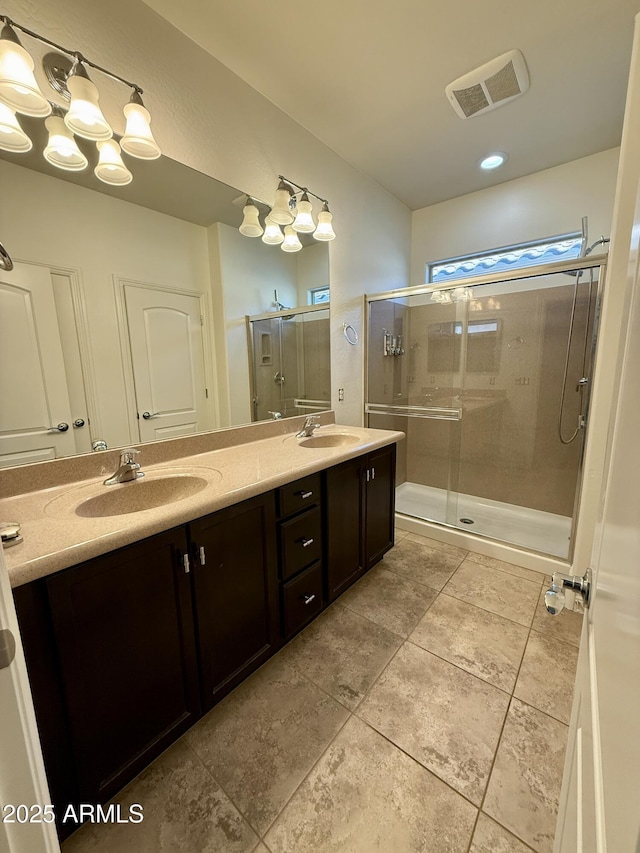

{"left": 365, "top": 403, "right": 462, "bottom": 421}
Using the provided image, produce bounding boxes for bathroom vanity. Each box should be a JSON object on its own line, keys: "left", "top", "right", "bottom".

{"left": 2, "top": 418, "right": 401, "bottom": 837}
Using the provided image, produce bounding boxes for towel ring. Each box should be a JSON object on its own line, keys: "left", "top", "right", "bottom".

{"left": 343, "top": 322, "right": 359, "bottom": 346}
{"left": 0, "top": 241, "right": 13, "bottom": 272}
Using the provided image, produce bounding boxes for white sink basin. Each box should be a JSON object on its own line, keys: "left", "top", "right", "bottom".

{"left": 298, "top": 433, "right": 360, "bottom": 448}
{"left": 75, "top": 475, "right": 209, "bottom": 517}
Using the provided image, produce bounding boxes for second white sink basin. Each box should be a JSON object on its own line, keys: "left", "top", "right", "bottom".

{"left": 299, "top": 433, "right": 360, "bottom": 448}
{"left": 75, "top": 475, "right": 209, "bottom": 517}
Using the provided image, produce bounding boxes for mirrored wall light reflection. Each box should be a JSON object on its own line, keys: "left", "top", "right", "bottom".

{"left": 239, "top": 198, "right": 264, "bottom": 237}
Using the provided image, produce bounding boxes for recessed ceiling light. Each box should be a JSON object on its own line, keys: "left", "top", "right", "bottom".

{"left": 479, "top": 152, "right": 508, "bottom": 170}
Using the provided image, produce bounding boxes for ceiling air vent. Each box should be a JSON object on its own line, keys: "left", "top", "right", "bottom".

{"left": 445, "top": 49, "right": 529, "bottom": 119}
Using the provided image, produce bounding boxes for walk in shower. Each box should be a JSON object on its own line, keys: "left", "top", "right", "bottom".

{"left": 248, "top": 304, "right": 330, "bottom": 421}
{"left": 366, "top": 255, "right": 607, "bottom": 561}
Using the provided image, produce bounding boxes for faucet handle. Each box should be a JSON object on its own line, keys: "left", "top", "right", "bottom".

{"left": 120, "top": 448, "right": 140, "bottom": 465}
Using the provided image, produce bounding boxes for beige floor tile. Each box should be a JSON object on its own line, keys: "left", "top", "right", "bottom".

{"left": 484, "top": 698, "right": 568, "bottom": 853}
{"left": 404, "top": 531, "right": 469, "bottom": 559}
{"left": 409, "top": 593, "right": 528, "bottom": 692}
{"left": 394, "top": 527, "right": 410, "bottom": 542}
{"left": 264, "top": 716, "right": 477, "bottom": 853}
{"left": 358, "top": 643, "right": 509, "bottom": 804}
{"left": 444, "top": 561, "right": 540, "bottom": 626}
{"left": 470, "top": 813, "right": 534, "bottom": 852}
{"left": 514, "top": 630, "right": 579, "bottom": 724}
{"left": 465, "top": 551, "right": 545, "bottom": 584}
{"left": 278, "top": 603, "right": 402, "bottom": 709}
{"left": 62, "top": 739, "right": 259, "bottom": 853}
{"left": 382, "top": 537, "right": 465, "bottom": 590}
{"left": 185, "top": 654, "right": 348, "bottom": 836}
{"left": 339, "top": 566, "right": 438, "bottom": 637}
{"left": 531, "top": 588, "right": 583, "bottom": 647}
{"left": 253, "top": 845, "right": 270, "bottom": 853}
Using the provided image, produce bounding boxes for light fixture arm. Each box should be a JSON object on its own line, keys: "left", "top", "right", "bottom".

{"left": 0, "top": 14, "right": 143, "bottom": 95}
{"left": 278, "top": 174, "right": 329, "bottom": 206}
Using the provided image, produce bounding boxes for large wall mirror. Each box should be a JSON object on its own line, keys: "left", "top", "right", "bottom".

{"left": 0, "top": 120, "right": 330, "bottom": 468}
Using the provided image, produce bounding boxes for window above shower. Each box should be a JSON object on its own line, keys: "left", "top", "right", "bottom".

{"left": 427, "top": 232, "right": 583, "bottom": 285}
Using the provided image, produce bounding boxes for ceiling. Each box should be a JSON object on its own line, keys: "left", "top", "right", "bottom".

{"left": 143, "top": 0, "right": 640, "bottom": 210}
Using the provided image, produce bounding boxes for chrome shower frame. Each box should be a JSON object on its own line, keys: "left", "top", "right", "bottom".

{"left": 365, "top": 253, "right": 608, "bottom": 563}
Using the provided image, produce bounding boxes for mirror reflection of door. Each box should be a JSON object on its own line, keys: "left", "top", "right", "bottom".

{"left": 0, "top": 262, "right": 87, "bottom": 466}
{"left": 123, "top": 284, "right": 212, "bottom": 442}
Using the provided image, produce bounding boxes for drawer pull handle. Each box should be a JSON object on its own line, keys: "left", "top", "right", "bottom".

{"left": 303, "top": 593, "right": 316, "bottom": 605}
{"left": 299, "top": 537, "right": 315, "bottom": 548}
{"left": 297, "top": 490, "right": 313, "bottom": 499}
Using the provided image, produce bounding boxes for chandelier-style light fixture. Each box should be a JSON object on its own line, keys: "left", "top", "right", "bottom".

{"left": 0, "top": 14, "right": 161, "bottom": 186}
{"left": 239, "top": 175, "right": 336, "bottom": 251}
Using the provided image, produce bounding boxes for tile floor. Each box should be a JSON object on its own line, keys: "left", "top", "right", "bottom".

{"left": 63, "top": 530, "right": 582, "bottom": 853}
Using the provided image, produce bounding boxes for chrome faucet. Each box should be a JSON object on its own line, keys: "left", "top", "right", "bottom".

{"left": 297, "top": 416, "right": 321, "bottom": 438}
{"left": 104, "top": 448, "right": 144, "bottom": 485}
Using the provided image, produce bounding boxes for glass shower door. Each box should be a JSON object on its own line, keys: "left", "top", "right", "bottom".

{"left": 366, "top": 294, "right": 463, "bottom": 527}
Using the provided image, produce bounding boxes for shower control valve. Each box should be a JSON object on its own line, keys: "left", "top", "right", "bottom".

{"left": 544, "top": 568, "right": 592, "bottom": 615}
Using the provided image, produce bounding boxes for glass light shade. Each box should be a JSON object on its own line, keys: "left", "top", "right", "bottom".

{"left": 0, "top": 101, "right": 31, "bottom": 152}
{"left": 281, "top": 225, "right": 302, "bottom": 253}
{"left": 239, "top": 200, "right": 263, "bottom": 237}
{"left": 270, "top": 184, "right": 295, "bottom": 225}
{"left": 65, "top": 72, "right": 112, "bottom": 141}
{"left": 313, "top": 207, "right": 335, "bottom": 241}
{"left": 94, "top": 139, "right": 132, "bottom": 185}
{"left": 0, "top": 27, "right": 51, "bottom": 117}
{"left": 262, "top": 215, "right": 284, "bottom": 245}
{"left": 43, "top": 114, "right": 88, "bottom": 171}
{"left": 121, "top": 100, "right": 161, "bottom": 160}
{"left": 292, "top": 193, "right": 315, "bottom": 233}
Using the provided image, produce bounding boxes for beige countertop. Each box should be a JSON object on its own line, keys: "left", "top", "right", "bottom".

{"left": 1, "top": 424, "right": 404, "bottom": 588}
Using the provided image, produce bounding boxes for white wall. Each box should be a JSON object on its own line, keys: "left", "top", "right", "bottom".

{"left": 411, "top": 148, "right": 620, "bottom": 284}
{"left": 5, "top": 0, "right": 412, "bottom": 427}
{"left": 297, "top": 243, "right": 330, "bottom": 306}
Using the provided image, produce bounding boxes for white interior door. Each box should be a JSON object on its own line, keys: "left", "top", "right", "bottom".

{"left": 124, "top": 284, "right": 210, "bottom": 442}
{"left": 555, "top": 17, "right": 640, "bottom": 852}
{"left": 0, "top": 263, "right": 76, "bottom": 467}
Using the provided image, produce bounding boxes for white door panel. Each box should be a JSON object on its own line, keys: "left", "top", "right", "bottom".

{"left": 124, "top": 285, "right": 210, "bottom": 442}
{"left": 0, "top": 264, "right": 76, "bottom": 466}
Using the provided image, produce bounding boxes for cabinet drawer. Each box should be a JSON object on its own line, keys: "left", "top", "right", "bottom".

{"left": 278, "top": 473, "right": 321, "bottom": 518}
{"left": 282, "top": 561, "right": 323, "bottom": 638}
{"left": 279, "top": 506, "right": 322, "bottom": 580}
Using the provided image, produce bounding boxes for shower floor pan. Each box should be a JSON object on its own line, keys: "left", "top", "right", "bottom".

{"left": 395, "top": 481, "right": 571, "bottom": 560}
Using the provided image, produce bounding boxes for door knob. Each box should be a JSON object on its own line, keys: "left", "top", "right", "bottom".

{"left": 47, "top": 422, "right": 69, "bottom": 432}
{"left": 544, "top": 568, "right": 592, "bottom": 615}
{"left": 142, "top": 411, "right": 159, "bottom": 419}
{"left": 73, "top": 418, "right": 85, "bottom": 428}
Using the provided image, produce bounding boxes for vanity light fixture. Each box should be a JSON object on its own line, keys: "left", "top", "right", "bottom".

{"left": 94, "top": 139, "right": 132, "bottom": 186}
{"left": 239, "top": 197, "right": 264, "bottom": 237}
{"left": 0, "top": 14, "right": 161, "bottom": 184}
{"left": 0, "top": 100, "right": 32, "bottom": 152}
{"left": 43, "top": 105, "right": 88, "bottom": 170}
{"left": 239, "top": 174, "right": 336, "bottom": 249}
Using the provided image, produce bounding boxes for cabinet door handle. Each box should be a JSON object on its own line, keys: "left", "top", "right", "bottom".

{"left": 179, "top": 553, "right": 190, "bottom": 574}
{"left": 303, "top": 593, "right": 316, "bottom": 605}
{"left": 366, "top": 468, "right": 370, "bottom": 482}
{"left": 199, "top": 546, "right": 206, "bottom": 565}
{"left": 299, "top": 537, "right": 314, "bottom": 548}
{"left": 297, "top": 490, "right": 313, "bottom": 500}
{"left": 371, "top": 466, "right": 376, "bottom": 480}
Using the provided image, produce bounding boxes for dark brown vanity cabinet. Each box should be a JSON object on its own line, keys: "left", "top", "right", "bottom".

{"left": 325, "top": 443, "right": 396, "bottom": 601}
{"left": 189, "top": 492, "right": 280, "bottom": 710}
{"left": 277, "top": 473, "right": 324, "bottom": 639}
{"left": 18, "top": 527, "right": 201, "bottom": 824}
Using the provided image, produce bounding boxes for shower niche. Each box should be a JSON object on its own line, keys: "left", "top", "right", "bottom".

{"left": 366, "top": 257, "right": 606, "bottom": 561}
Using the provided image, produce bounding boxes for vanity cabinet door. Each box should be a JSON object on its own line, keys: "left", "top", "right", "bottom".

{"left": 189, "top": 492, "right": 280, "bottom": 710}
{"left": 45, "top": 528, "right": 200, "bottom": 807}
{"left": 365, "top": 443, "right": 396, "bottom": 568}
{"left": 324, "top": 455, "right": 366, "bottom": 601}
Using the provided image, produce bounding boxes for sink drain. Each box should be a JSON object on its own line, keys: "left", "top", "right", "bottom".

{"left": 459, "top": 518, "right": 474, "bottom": 525}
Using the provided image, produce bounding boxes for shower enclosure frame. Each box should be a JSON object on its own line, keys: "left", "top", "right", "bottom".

{"left": 246, "top": 302, "right": 331, "bottom": 422}
{"left": 365, "top": 253, "right": 608, "bottom": 563}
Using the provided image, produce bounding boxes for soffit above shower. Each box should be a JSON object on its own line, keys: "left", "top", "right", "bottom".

{"left": 143, "top": 0, "right": 637, "bottom": 210}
